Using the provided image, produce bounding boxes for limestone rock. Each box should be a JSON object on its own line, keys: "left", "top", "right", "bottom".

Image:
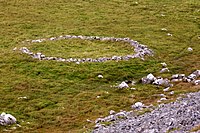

{"left": 132, "top": 102, "right": 144, "bottom": 109}
{"left": 141, "top": 73, "right": 156, "bottom": 84}
{"left": 97, "top": 75, "right": 103, "bottom": 78}
{"left": 161, "top": 62, "right": 167, "bottom": 67}
{"left": 0, "top": 112, "right": 17, "bottom": 126}
{"left": 153, "top": 78, "right": 172, "bottom": 87}
{"left": 160, "top": 68, "right": 169, "bottom": 73}
{"left": 187, "top": 47, "right": 193, "bottom": 52}
{"left": 193, "top": 80, "right": 200, "bottom": 85}
{"left": 118, "top": 81, "right": 129, "bottom": 89}
{"left": 163, "top": 87, "right": 170, "bottom": 92}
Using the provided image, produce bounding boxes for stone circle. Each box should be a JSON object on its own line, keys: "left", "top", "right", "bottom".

{"left": 17, "top": 35, "right": 154, "bottom": 63}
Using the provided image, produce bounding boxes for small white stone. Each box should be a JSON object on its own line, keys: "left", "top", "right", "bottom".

{"left": 187, "top": 47, "right": 193, "bottom": 52}
{"left": 1, "top": 112, "right": 17, "bottom": 125}
{"left": 50, "top": 37, "right": 56, "bottom": 41}
{"left": 161, "top": 28, "right": 167, "bottom": 31}
{"left": 167, "top": 33, "right": 172, "bottom": 36}
{"left": 147, "top": 73, "right": 156, "bottom": 81}
{"left": 86, "top": 119, "right": 92, "bottom": 123}
{"left": 171, "top": 79, "right": 181, "bottom": 82}
{"left": 75, "top": 62, "right": 80, "bottom": 64}
{"left": 118, "top": 81, "right": 129, "bottom": 89}
{"left": 194, "top": 80, "right": 200, "bottom": 85}
{"left": 160, "top": 68, "right": 169, "bottom": 73}
{"left": 161, "top": 62, "right": 167, "bottom": 67}
{"left": 134, "top": 102, "right": 144, "bottom": 108}
{"left": 161, "top": 14, "right": 166, "bottom": 17}
{"left": 188, "top": 73, "right": 197, "bottom": 79}
{"left": 153, "top": 78, "right": 171, "bottom": 87}
{"left": 163, "top": 87, "right": 170, "bottom": 92}
{"left": 97, "top": 75, "right": 103, "bottom": 78}
{"left": 41, "top": 54, "right": 45, "bottom": 58}
{"left": 13, "top": 47, "right": 17, "bottom": 51}
{"left": 131, "top": 80, "right": 136, "bottom": 86}
{"left": 16, "top": 124, "right": 22, "bottom": 127}
{"left": 96, "top": 96, "right": 100, "bottom": 98}
{"left": 169, "top": 91, "right": 174, "bottom": 95}
{"left": 130, "top": 88, "right": 136, "bottom": 90}
{"left": 109, "top": 110, "right": 116, "bottom": 115}
{"left": 172, "top": 74, "right": 179, "bottom": 79}
{"left": 18, "top": 96, "right": 27, "bottom": 99}
{"left": 160, "top": 94, "right": 166, "bottom": 97}
{"left": 160, "top": 97, "right": 167, "bottom": 101}
{"left": 105, "top": 91, "right": 109, "bottom": 94}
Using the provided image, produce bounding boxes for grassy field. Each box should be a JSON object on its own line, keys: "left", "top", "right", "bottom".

{"left": 0, "top": 0, "right": 200, "bottom": 132}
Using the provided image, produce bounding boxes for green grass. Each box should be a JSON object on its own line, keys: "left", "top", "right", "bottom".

{"left": 28, "top": 39, "right": 134, "bottom": 58}
{"left": 0, "top": 0, "right": 200, "bottom": 132}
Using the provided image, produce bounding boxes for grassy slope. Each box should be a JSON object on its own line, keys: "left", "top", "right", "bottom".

{"left": 0, "top": 0, "right": 199, "bottom": 132}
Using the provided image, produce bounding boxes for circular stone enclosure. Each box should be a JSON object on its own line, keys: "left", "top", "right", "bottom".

{"left": 29, "top": 38, "right": 135, "bottom": 59}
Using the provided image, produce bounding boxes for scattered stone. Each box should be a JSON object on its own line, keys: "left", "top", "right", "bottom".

{"left": 183, "top": 70, "right": 200, "bottom": 83}
{"left": 20, "top": 47, "right": 31, "bottom": 54}
{"left": 171, "top": 74, "right": 185, "bottom": 82}
{"left": 171, "top": 78, "right": 182, "bottom": 82}
{"left": 147, "top": 73, "right": 156, "bottom": 81}
{"left": 97, "top": 75, "right": 103, "bottom": 78}
{"left": 18, "top": 96, "right": 27, "bottom": 99}
{"left": 193, "top": 70, "right": 200, "bottom": 77}
{"left": 131, "top": 80, "right": 136, "bottom": 86}
{"left": 163, "top": 87, "right": 170, "bottom": 92}
{"left": 141, "top": 74, "right": 173, "bottom": 87}
{"left": 109, "top": 110, "right": 116, "bottom": 115}
{"left": 86, "top": 119, "right": 92, "bottom": 123}
{"left": 153, "top": 78, "right": 172, "bottom": 87}
{"left": 96, "top": 96, "right": 100, "bottom": 99}
{"left": 160, "top": 68, "right": 169, "bottom": 73}
{"left": 161, "top": 28, "right": 167, "bottom": 31}
{"left": 161, "top": 62, "right": 167, "bottom": 67}
{"left": 118, "top": 81, "right": 129, "bottom": 89}
{"left": 16, "top": 124, "right": 22, "bottom": 127}
{"left": 167, "top": 33, "right": 173, "bottom": 36}
{"left": 93, "top": 91, "right": 200, "bottom": 132}
{"left": 94, "top": 111, "right": 132, "bottom": 126}
{"left": 160, "top": 14, "right": 166, "bottom": 16}
{"left": 130, "top": 88, "right": 136, "bottom": 90}
{"left": 187, "top": 47, "right": 193, "bottom": 52}
{"left": 193, "top": 80, "right": 200, "bottom": 85}
{"left": 160, "top": 97, "right": 167, "bottom": 101}
{"left": 141, "top": 73, "right": 156, "bottom": 84}
{"left": 160, "top": 94, "right": 166, "bottom": 97}
{"left": 132, "top": 102, "right": 144, "bottom": 110}
{"left": 105, "top": 91, "right": 109, "bottom": 94}
{"left": 75, "top": 62, "right": 80, "bottom": 64}
{"left": 0, "top": 112, "right": 17, "bottom": 126}
{"left": 169, "top": 91, "right": 174, "bottom": 95}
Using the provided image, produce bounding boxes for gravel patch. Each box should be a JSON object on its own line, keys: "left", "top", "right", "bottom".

{"left": 93, "top": 91, "right": 200, "bottom": 133}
